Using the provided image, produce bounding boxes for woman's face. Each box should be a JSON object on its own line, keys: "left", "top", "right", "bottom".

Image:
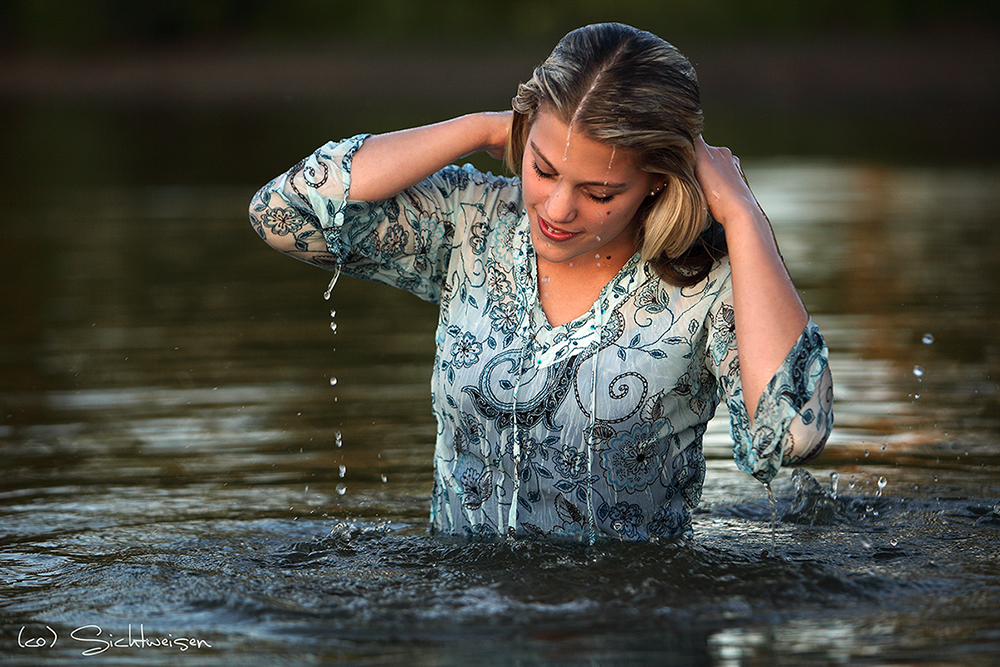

{"left": 522, "top": 109, "right": 659, "bottom": 269}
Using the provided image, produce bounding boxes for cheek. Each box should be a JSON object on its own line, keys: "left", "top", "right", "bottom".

{"left": 521, "top": 173, "right": 545, "bottom": 208}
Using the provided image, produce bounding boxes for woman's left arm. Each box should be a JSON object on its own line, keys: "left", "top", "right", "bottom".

{"left": 694, "top": 137, "right": 809, "bottom": 420}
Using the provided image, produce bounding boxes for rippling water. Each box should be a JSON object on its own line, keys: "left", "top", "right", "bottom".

{"left": 2, "top": 160, "right": 999, "bottom": 665}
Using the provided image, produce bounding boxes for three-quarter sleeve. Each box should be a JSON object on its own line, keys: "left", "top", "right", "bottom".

{"left": 250, "top": 134, "right": 514, "bottom": 303}
{"left": 705, "top": 282, "right": 834, "bottom": 483}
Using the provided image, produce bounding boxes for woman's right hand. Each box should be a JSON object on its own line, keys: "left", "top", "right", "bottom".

{"left": 479, "top": 111, "right": 512, "bottom": 161}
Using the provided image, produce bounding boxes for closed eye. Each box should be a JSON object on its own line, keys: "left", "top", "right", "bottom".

{"left": 532, "top": 161, "right": 616, "bottom": 204}
{"left": 531, "top": 161, "right": 555, "bottom": 179}
{"left": 585, "top": 191, "right": 615, "bottom": 204}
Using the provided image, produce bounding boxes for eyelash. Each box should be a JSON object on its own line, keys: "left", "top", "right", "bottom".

{"left": 531, "top": 161, "right": 616, "bottom": 204}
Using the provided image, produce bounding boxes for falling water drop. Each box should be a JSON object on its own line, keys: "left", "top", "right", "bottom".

{"left": 765, "top": 482, "right": 777, "bottom": 555}
{"left": 381, "top": 474, "right": 388, "bottom": 483}
{"left": 339, "top": 464, "right": 346, "bottom": 478}
{"left": 913, "top": 365, "right": 925, "bottom": 378}
{"left": 336, "top": 484, "right": 347, "bottom": 495}
{"left": 830, "top": 472, "right": 839, "bottom": 499}
{"left": 330, "top": 309, "right": 337, "bottom": 318}
{"left": 335, "top": 431, "right": 343, "bottom": 448}
{"left": 323, "top": 265, "right": 342, "bottom": 300}
{"left": 330, "top": 322, "right": 338, "bottom": 334}
{"left": 877, "top": 476, "right": 888, "bottom": 497}
{"left": 922, "top": 333, "right": 935, "bottom": 345}
{"left": 329, "top": 377, "right": 338, "bottom": 386}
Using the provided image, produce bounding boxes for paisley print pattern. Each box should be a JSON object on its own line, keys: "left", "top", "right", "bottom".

{"left": 250, "top": 135, "right": 834, "bottom": 543}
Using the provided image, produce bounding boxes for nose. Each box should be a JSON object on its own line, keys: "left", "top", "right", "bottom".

{"left": 542, "top": 180, "right": 577, "bottom": 224}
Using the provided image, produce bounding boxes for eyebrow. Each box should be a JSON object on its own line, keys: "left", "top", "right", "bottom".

{"left": 529, "top": 141, "right": 629, "bottom": 190}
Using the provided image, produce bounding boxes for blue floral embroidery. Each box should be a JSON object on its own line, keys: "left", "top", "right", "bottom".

{"left": 602, "top": 422, "right": 666, "bottom": 493}
{"left": 451, "top": 332, "right": 483, "bottom": 368}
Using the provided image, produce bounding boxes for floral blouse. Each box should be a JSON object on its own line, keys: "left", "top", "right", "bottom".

{"left": 250, "top": 134, "right": 834, "bottom": 543}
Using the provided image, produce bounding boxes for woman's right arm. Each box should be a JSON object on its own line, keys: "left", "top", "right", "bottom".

{"left": 249, "top": 112, "right": 510, "bottom": 261}
{"left": 347, "top": 112, "right": 511, "bottom": 202}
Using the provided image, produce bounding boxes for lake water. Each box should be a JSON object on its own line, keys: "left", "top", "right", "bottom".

{"left": 2, "top": 101, "right": 1000, "bottom": 664}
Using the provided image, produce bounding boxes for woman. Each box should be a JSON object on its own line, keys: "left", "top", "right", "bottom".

{"left": 250, "top": 23, "right": 833, "bottom": 542}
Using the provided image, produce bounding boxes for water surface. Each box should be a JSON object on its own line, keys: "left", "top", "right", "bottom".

{"left": 2, "top": 146, "right": 999, "bottom": 664}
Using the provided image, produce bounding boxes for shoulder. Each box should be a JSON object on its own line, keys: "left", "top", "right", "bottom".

{"left": 429, "top": 164, "right": 521, "bottom": 195}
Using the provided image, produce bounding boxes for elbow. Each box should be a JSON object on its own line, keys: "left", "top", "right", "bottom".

{"left": 783, "top": 412, "right": 833, "bottom": 467}
{"left": 248, "top": 185, "right": 296, "bottom": 253}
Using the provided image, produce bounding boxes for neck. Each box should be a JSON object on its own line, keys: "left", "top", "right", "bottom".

{"left": 536, "top": 250, "right": 633, "bottom": 327}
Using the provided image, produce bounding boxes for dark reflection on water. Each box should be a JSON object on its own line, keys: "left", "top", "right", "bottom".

{"left": 2, "top": 148, "right": 1000, "bottom": 663}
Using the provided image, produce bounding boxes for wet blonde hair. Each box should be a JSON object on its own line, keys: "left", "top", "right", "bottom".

{"left": 506, "top": 23, "right": 725, "bottom": 286}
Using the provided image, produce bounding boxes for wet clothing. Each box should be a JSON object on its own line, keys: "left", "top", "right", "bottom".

{"left": 251, "top": 134, "right": 834, "bottom": 542}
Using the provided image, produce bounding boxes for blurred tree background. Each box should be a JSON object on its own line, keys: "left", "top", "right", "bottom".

{"left": 0, "top": 0, "right": 996, "bottom": 192}
{"left": 1, "top": 0, "right": 996, "bottom": 52}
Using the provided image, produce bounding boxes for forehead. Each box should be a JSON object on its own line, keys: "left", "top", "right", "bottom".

{"left": 527, "top": 109, "right": 644, "bottom": 181}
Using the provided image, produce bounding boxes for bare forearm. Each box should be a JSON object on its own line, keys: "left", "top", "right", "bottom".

{"left": 725, "top": 211, "right": 808, "bottom": 417}
{"left": 348, "top": 112, "right": 511, "bottom": 202}
{"left": 695, "top": 137, "right": 809, "bottom": 418}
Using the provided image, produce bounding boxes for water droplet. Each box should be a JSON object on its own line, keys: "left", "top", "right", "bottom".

{"left": 329, "top": 377, "right": 338, "bottom": 386}
{"left": 323, "top": 266, "right": 342, "bottom": 300}
{"left": 890, "top": 538, "right": 898, "bottom": 547}
{"left": 913, "top": 365, "right": 924, "bottom": 378}
{"left": 864, "top": 449, "right": 870, "bottom": 457}
{"left": 596, "top": 235, "right": 602, "bottom": 242}
{"left": 381, "top": 474, "right": 388, "bottom": 483}
{"left": 541, "top": 275, "right": 550, "bottom": 284}
{"left": 764, "top": 482, "right": 777, "bottom": 555}
{"left": 922, "top": 333, "right": 934, "bottom": 345}
{"left": 336, "top": 484, "right": 347, "bottom": 495}
{"left": 339, "top": 465, "right": 346, "bottom": 478}
{"left": 830, "top": 472, "right": 839, "bottom": 498}
{"left": 330, "top": 309, "right": 337, "bottom": 318}
{"left": 877, "top": 476, "right": 887, "bottom": 497}
{"left": 330, "top": 322, "right": 338, "bottom": 334}
{"left": 335, "top": 431, "right": 343, "bottom": 448}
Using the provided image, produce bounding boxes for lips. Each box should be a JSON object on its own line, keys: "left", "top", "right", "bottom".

{"left": 538, "top": 218, "right": 580, "bottom": 242}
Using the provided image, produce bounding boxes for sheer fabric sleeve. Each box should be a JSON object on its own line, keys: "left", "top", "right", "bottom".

{"left": 705, "top": 280, "right": 834, "bottom": 483}
{"left": 249, "top": 134, "right": 505, "bottom": 303}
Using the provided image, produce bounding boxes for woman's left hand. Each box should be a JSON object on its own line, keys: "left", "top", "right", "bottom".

{"left": 693, "top": 136, "right": 763, "bottom": 229}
